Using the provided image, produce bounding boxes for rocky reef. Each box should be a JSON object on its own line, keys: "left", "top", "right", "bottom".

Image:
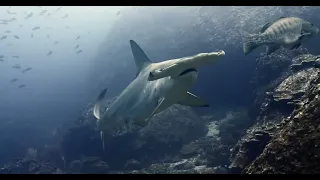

{"left": 230, "top": 53, "right": 320, "bottom": 173}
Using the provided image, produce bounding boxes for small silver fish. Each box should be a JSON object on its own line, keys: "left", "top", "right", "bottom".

{"left": 10, "top": 78, "right": 18, "bottom": 83}
{"left": 22, "top": 67, "right": 32, "bottom": 73}
{"left": 25, "top": 12, "right": 33, "bottom": 19}
{"left": 0, "top": 59, "right": 4, "bottom": 62}
{"left": 0, "top": 55, "right": 4, "bottom": 58}
{"left": 47, "top": 34, "right": 50, "bottom": 39}
{"left": 62, "top": 14, "right": 68, "bottom": 18}
{"left": 5, "top": 30, "right": 11, "bottom": 33}
{"left": 39, "top": 10, "right": 47, "bottom": 16}
{"left": 56, "top": 7, "right": 62, "bottom": 12}
{"left": 74, "top": 44, "right": 79, "bottom": 49}
{"left": 6, "top": 10, "right": 17, "bottom": 15}
{"left": 13, "top": 64, "right": 21, "bottom": 69}
{"left": 76, "top": 50, "right": 83, "bottom": 54}
{"left": 18, "top": 84, "right": 26, "bottom": 88}
{"left": 1, "top": 36, "right": 7, "bottom": 40}
{"left": 13, "top": 35, "right": 19, "bottom": 39}
{"left": 47, "top": 51, "right": 52, "bottom": 56}
{"left": 76, "top": 36, "right": 80, "bottom": 40}
{"left": 54, "top": 41, "right": 59, "bottom": 45}
{"left": 32, "top": 26, "right": 40, "bottom": 31}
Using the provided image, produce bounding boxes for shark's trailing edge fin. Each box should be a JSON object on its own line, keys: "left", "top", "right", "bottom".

{"left": 93, "top": 88, "right": 108, "bottom": 120}
{"left": 178, "top": 92, "right": 210, "bottom": 107}
{"left": 129, "top": 40, "right": 152, "bottom": 76}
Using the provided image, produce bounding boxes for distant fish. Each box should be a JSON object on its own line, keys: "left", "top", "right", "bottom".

{"left": 13, "top": 64, "right": 21, "bottom": 69}
{"left": 1, "top": 36, "right": 7, "bottom": 40}
{"left": 0, "top": 22, "right": 8, "bottom": 25}
{"left": 76, "top": 36, "right": 80, "bottom": 40}
{"left": 116, "top": 11, "right": 121, "bottom": 16}
{"left": 8, "top": 18, "right": 16, "bottom": 22}
{"left": 0, "top": 59, "right": 4, "bottom": 62}
{"left": 13, "top": 35, "right": 19, "bottom": 39}
{"left": 6, "top": 10, "right": 17, "bottom": 15}
{"left": 62, "top": 14, "right": 68, "bottom": 18}
{"left": 5, "top": 30, "right": 11, "bottom": 33}
{"left": 39, "top": 10, "right": 47, "bottom": 16}
{"left": 32, "top": 26, "right": 40, "bottom": 31}
{"left": 56, "top": 7, "right": 62, "bottom": 12}
{"left": 18, "top": 85, "right": 26, "bottom": 88}
{"left": 19, "top": 24, "right": 22, "bottom": 27}
{"left": 47, "top": 51, "right": 52, "bottom": 56}
{"left": 65, "top": 26, "right": 70, "bottom": 29}
{"left": 22, "top": 67, "right": 32, "bottom": 73}
{"left": 31, "top": 33, "right": 33, "bottom": 38}
{"left": 54, "top": 41, "right": 59, "bottom": 45}
{"left": 12, "top": 56, "right": 19, "bottom": 58}
{"left": 76, "top": 50, "right": 83, "bottom": 54}
{"left": 25, "top": 12, "right": 33, "bottom": 19}
{"left": 10, "top": 78, "right": 18, "bottom": 83}
{"left": 74, "top": 44, "right": 79, "bottom": 49}
{"left": 47, "top": 34, "right": 50, "bottom": 39}
{"left": 0, "top": 55, "right": 4, "bottom": 58}
{"left": 87, "top": 31, "right": 91, "bottom": 35}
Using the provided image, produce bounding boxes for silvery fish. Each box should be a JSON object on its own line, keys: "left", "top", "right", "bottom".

{"left": 239, "top": 17, "right": 319, "bottom": 55}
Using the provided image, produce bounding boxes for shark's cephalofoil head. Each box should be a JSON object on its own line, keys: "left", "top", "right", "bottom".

{"left": 148, "top": 50, "right": 225, "bottom": 81}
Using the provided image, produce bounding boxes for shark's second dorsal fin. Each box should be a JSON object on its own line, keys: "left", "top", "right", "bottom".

{"left": 130, "top": 40, "right": 152, "bottom": 76}
{"left": 93, "top": 88, "right": 108, "bottom": 120}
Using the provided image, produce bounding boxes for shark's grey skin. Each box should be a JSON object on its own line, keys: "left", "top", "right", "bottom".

{"left": 93, "top": 40, "right": 225, "bottom": 149}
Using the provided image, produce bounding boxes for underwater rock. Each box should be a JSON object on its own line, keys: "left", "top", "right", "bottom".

{"left": 62, "top": 101, "right": 207, "bottom": 171}
{"left": 127, "top": 156, "right": 219, "bottom": 174}
{"left": 291, "top": 54, "right": 320, "bottom": 72}
{"left": 69, "top": 157, "right": 109, "bottom": 174}
{"left": 230, "top": 54, "right": 320, "bottom": 173}
{"left": 270, "top": 68, "right": 320, "bottom": 110}
{"left": 0, "top": 159, "right": 59, "bottom": 174}
{"left": 244, "top": 70, "right": 320, "bottom": 174}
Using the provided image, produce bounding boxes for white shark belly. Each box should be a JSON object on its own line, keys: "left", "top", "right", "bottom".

{"left": 104, "top": 72, "right": 174, "bottom": 126}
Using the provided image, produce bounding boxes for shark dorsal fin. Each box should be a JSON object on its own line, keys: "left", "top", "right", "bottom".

{"left": 130, "top": 40, "right": 152, "bottom": 76}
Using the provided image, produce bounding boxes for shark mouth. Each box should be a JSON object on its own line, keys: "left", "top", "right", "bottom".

{"left": 179, "top": 68, "right": 197, "bottom": 76}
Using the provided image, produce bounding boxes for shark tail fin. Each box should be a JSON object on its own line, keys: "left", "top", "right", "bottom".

{"left": 238, "top": 30, "right": 261, "bottom": 55}
{"left": 130, "top": 40, "right": 152, "bottom": 76}
{"left": 93, "top": 88, "right": 108, "bottom": 120}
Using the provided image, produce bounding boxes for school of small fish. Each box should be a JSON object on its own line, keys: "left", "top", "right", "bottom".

{"left": 0, "top": 6, "right": 121, "bottom": 89}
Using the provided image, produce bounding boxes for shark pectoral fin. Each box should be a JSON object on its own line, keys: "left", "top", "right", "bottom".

{"left": 178, "top": 92, "right": 210, "bottom": 107}
{"left": 139, "top": 97, "right": 167, "bottom": 126}
{"left": 298, "top": 32, "right": 312, "bottom": 41}
{"left": 93, "top": 88, "right": 108, "bottom": 120}
{"left": 266, "top": 44, "right": 280, "bottom": 55}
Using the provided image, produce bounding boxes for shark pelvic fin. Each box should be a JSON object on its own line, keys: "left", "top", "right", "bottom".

{"left": 178, "top": 92, "right": 210, "bottom": 107}
{"left": 93, "top": 88, "right": 108, "bottom": 120}
{"left": 100, "top": 131, "right": 105, "bottom": 152}
{"left": 130, "top": 40, "right": 152, "bottom": 77}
